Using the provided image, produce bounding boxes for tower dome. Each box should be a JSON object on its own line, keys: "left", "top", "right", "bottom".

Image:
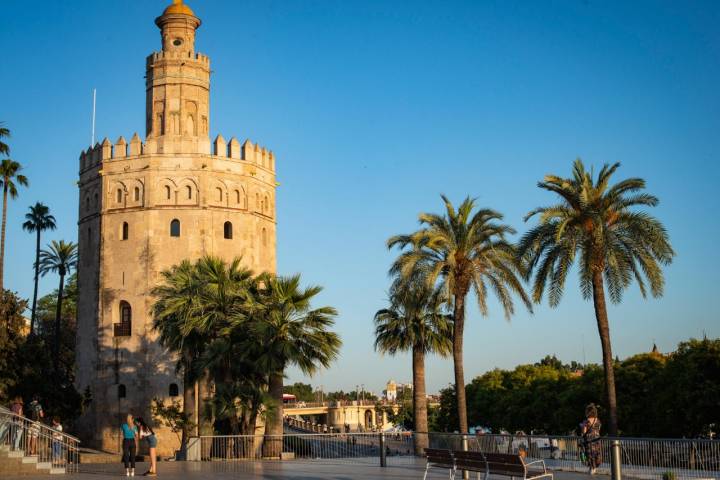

{"left": 162, "top": 0, "right": 195, "bottom": 17}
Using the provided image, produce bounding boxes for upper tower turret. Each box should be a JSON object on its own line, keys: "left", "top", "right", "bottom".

{"left": 155, "top": 0, "right": 201, "bottom": 54}
{"left": 146, "top": 0, "right": 210, "bottom": 153}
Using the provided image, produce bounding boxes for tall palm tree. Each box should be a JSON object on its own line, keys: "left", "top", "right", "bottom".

{"left": 517, "top": 159, "right": 674, "bottom": 434}
{"left": 0, "top": 159, "right": 29, "bottom": 292}
{"left": 374, "top": 273, "right": 453, "bottom": 454}
{"left": 250, "top": 273, "right": 341, "bottom": 457}
{"left": 0, "top": 122, "right": 9, "bottom": 156}
{"left": 152, "top": 256, "right": 256, "bottom": 447}
{"left": 22, "top": 202, "right": 57, "bottom": 334}
{"left": 388, "top": 195, "right": 531, "bottom": 433}
{"left": 38, "top": 240, "right": 78, "bottom": 375}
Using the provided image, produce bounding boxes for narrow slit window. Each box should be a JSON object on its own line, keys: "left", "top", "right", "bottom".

{"left": 118, "top": 384, "right": 126, "bottom": 399}
{"left": 117, "top": 188, "right": 123, "bottom": 203}
{"left": 165, "top": 185, "right": 171, "bottom": 200}
{"left": 186, "top": 186, "right": 192, "bottom": 199}
{"left": 122, "top": 222, "right": 129, "bottom": 240}
{"left": 134, "top": 187, "right": 140, "bottom": 202}
{"left": 224, "top": 221, "right": 232, "bottom": 239}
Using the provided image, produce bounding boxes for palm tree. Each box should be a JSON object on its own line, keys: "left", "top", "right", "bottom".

{"left": 152, "top": 256, "right": 256, "bottom": 448}
{"left": 22, "top": 202, "right": 57, "bottom": 334}
{"left": 388, "top": 195, "right": 531, "bottom": 433}
{"left": 374, "top": 273, "right": 452, "bottom": 454}
{"left": 517, "top": 159, "right": 674, "bottom": 434}
{"left": 250, "top": 273, "right": 341, "bottom": 457}
{"left": 152, "top": 259, "right": 208, "bottom": 451}
{"left": 38, "top": 240, "right": 78, "bottom": 375}
{"left": 0, "top": 159, "right": 29, "bottom": 292}
{"left": 0, "top": 122, "right": 9, "bottom": 156}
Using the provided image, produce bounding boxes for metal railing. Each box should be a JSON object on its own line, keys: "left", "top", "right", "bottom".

{"left": 470, "top": 433, "right": 720, "bottom": 480}
{"left": 192, "top": 431, "right": 720, "bottom": 479}
{"left": 0, "top": 406, "right": 80, "bottom": 473}
{"left": 197, "top": 432, "right": 416, "bottom": 465}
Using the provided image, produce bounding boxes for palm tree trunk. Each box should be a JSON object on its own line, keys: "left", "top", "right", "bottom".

{"left": 413, "top": 345, "right": 428, "bottom": 455}
{"left": 591, "top": 270, "right": 619, "bottom": 435}
{"left": 30, "top": 229, "right": 41, "bottom": 335}
{"left": 0, "top": 184, "right": 7, "bottom": 292}
{"left": 263, "top": 371, "right": 284, "bottom": 458}
{"left": 53, "top": 271, "right": 65, "bottom": 376}
{"left": 452, "top": 291, "right": 469, "bottom": 434}
{"left": 179, "top": 358, "right": 193, "bottom": 458}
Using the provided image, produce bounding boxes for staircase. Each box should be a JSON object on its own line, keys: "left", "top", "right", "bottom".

{"left": 0, "top": 407, "right": 79, "bottom": 475}
{"left": 0, "top": 444, "right": 67, "bottom": 475}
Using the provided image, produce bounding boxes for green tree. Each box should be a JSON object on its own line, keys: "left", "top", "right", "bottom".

{"left": 518, "top": 159, "right": 674, "bottom": 434}
{"left": 284, "top": 382, "right": 315, "bottom": 403}
{"left": 0, "top": 122, "right": 9, "bottom": 156}
{"left": 0, "top": 159, "right": 29, "bottom": 292}
{"left": 22, "top": 202, "right": 57, "bottom": 334}
{"left": 388, "top": 195, "right": 531, "bottom": 433}
{"left": 250, "top": 273, "right": 341, "bottom": 457}
{"left": 152, "top": 259, "right": 210, "bottom": 451}
{"left": 38, "top": 240, "right": 77, "bottom": 375}
{"left": 374, "top": 274, "right": 452, "bottom": 453}
{"left": 0, "top": 290, "right": 28, "bottom": 400}
{"left": 660, "top": 338, "right": 720, "bottom": 437}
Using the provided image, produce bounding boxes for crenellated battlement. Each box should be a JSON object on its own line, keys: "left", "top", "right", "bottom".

{"left": 146, "top": 50, "right": 210, "bottom": 66}
{"left": 79, "top": 133, "right": 275, "bottom": 172}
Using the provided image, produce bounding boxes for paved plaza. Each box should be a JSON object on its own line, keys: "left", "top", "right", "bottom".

{"left": 5, "top": 459, "right": 608, "bottom": 480}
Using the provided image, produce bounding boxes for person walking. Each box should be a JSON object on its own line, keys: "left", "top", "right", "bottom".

{"left": 136, "top": 417, "right": 158, "bottom": 476}
{"left": 580, "top": 404, "right": 602, "bottom": 474}
{"left": 121, "top": 414, "right": 139, "bottom": 477}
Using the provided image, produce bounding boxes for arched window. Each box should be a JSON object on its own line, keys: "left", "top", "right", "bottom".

{"left": 134, "top": 187, "right": 140, "bottom": 202}
{"left": 170, "top": 219, "right": 180, "bottom": 237}
{"left": 262, "top": 227, "right": 267, "bottom": 246}
{"left": 94, "top": 192, "right": 99, "bottom": 207}
{"left": 85, "top": 196, "right": 90, "bottom": 210}
{"left": 122, "top": 222, "right": 129, "bottom": 241}
{"left": 165, "top": 185, "right": 171, "bottom": 200}
{"left": 186, "top": 185, "right": 192, "bottom": 200}
{"left": 216, "top": 187, "right": 223, "bottom": 202}
{"left": 169, "top": 383, "right": 179, "bottom": 397}
{"left": 118, "top": 384, "right": 127, "bottom": 399}
{"left": 234, "top": 190, "right": 240, "bottom": 204}
{"left": 114, "top": 301, "right": 132, "bottom": 337}
{"left": 117, "top": 188, "right": 123, "bottom": 203}
{"left": 223, "top": 221, "right": 232, "bottom": 239}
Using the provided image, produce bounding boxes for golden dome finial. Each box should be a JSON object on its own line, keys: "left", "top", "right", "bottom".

{"left": 162, "top": 0, "right": 195, "bottom": 16}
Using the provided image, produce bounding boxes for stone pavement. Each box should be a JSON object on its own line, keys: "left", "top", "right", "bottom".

{"left": 3, "top": 459, "right": 610, "bottom": 480}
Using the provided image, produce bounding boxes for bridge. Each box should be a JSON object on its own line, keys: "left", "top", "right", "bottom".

{"left": 283, "top": 401, "right": 399, "bottom": 432}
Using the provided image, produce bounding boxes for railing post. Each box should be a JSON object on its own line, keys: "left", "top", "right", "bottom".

{"left": 462, "top": 434, "right": 470, "bottom": 480}
{"left": 611, "top": 439, "right": 622, "bottom": 480}
{"left": 380, "top": 431, "right": 387, "bottom": 467}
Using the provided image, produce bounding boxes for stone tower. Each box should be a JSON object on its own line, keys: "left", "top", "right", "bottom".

{"left": 75, "top": 0, "right": 277, "bottom": 455}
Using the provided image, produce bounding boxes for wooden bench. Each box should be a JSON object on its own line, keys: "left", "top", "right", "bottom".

{"left": 423, "top": 448, "right": 456, "bottom": 480}
{"left": 453, "top": 451, "right": 489, "bottom": 479}
{"left": 482, "top": 452, "right": 553, "bottom": 480}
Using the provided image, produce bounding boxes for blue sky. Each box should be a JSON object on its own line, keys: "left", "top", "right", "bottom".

{"left": 1, "top": 0, "right": 718, "bottom": 395}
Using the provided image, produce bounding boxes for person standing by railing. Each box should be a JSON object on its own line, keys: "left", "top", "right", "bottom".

{"left": 121, "top": 414, "right": 139, "bottom": 477}
{"left": 27, "top": 395, "right": 44, "bottom": 456}
{"left": 580, "top": 404, "right": 602, "bottom": 475}
{"left": 51, "top": 417, "right": 64, "bottom": 464}
{"left": 10, "top": 396, "right": 24, "bottom": 451}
